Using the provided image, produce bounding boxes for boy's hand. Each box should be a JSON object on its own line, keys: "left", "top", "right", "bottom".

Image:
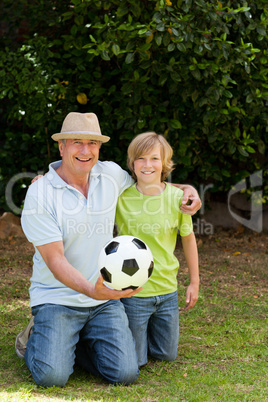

{"left": 185, "top": 283, "right": 199, "bottom": 311}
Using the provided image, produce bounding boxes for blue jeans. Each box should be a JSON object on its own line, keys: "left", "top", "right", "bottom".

{"left": 25, "top": 301, "right": 139, "bottom": 387}
{"left": 121, "top": 291, "right": 179, "bottom": 367}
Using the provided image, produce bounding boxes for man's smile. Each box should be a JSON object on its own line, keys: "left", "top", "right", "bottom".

{"left": 75, "top": 157, "right": 91, "bottom": 162}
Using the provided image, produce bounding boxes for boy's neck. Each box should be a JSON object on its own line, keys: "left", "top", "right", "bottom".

{"left": 136, "top": 181, "right": 166, "bottom": 196}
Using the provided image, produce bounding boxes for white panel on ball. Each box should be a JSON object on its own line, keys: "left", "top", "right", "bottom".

{"left": 98, "top": 235, "right": 154, "bottom": 290}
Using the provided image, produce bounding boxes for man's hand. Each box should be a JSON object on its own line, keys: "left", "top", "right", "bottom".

{"left": 37, "top": 242, "right": 142, "bottom": 301}
{"left": 180, "top": 185, "right": 202, "bottom": 215}
{"left": 93, "top": 275, "right": 142, "bottom": 300}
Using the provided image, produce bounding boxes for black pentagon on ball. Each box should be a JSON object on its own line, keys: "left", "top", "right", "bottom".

{"left": 132, "top": 238, "right": 147, "bottom": 250}
{"left": 122, "top": 259, "right": 139, "bottom": 276}
{"left": 100, "top": 267, "right": 112, "bottom": 283}
{"left": 122, "top": 285, "right": 139, "bottom": 290}
{"left": 148, "top": 261, "right": 154, "bottom": 278}
{"left": 105, "top": 241, "right": 120, "bottom": 255}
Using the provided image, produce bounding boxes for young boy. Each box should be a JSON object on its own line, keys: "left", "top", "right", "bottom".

{"left": 115, "top": 132, "right": 199, "bottom": 367}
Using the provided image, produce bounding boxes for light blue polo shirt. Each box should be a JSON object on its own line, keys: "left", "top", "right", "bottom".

{"left": 21, "top": 160, "right": 134, "bottom": 308}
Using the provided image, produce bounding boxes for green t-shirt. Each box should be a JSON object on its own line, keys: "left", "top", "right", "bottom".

{"left": 115, "top": 183, "right": 193, "bottom": 297}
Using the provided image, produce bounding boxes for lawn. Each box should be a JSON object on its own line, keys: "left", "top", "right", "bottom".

{"left": 0, "top": 227, "right": 267, "bottom": 401}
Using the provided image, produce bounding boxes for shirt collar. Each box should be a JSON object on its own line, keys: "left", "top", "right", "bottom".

{"left": 47, "top": 160, "right": 103, "bottom": 189}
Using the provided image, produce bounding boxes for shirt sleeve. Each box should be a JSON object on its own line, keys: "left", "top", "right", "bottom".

{"left": 178, "top": 213, "right": 193, "bottom": 237}
{"left": 21, "top": 189, "right": 63, "bottom": 247}
{"left": 104, "top": 161, "right": 134, "bottom": 195}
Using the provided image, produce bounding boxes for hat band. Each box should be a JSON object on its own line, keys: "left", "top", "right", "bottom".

{"left": 61, "top": 130, "right": 101, "bottom": 135}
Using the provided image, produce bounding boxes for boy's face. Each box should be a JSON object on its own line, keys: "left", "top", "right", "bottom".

{"left": 134, "top": 144, "right": 163, "bottom": 186}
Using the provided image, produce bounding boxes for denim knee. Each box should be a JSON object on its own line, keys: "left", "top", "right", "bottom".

{"left": 150, "top": 349, "right": 178, "bottom": 362}
{"left": 103, "top": 364, "right": 139, "bottom": 385}
{"left": 30, "top": 360, "right": 71, "bottom": 388}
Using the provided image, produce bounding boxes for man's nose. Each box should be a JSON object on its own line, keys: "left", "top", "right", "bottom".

{"left": 81, "top": 144, "right": 92, "bottom": 154}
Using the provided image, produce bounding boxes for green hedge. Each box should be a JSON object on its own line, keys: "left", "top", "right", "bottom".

{"left": 0, "top": 0, "right": 267, "bottom": 212}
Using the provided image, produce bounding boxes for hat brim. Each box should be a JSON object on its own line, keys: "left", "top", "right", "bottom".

{"left": 51, "top": 133, "right": 110, "bottom": 143}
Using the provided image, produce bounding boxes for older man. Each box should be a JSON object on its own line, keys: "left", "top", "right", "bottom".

{"left": 16, "top": 112, "right": 201, "bottom": 387}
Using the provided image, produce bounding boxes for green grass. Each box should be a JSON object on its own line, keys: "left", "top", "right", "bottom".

{"left": 0, "top": 229, "right": 267, "bottom": 401}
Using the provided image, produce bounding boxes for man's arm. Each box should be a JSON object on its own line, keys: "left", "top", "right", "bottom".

{"left": 181, "top": 232, "right": 199, "bottom": 310}
{"left": 32, "top": 177, "right": 201, "bottom": 215}
{"left": 37, "top": 241, "right": 141, "bottom": 300}
{"left": 171, "top": 183, "right": 201, "bottom": 215}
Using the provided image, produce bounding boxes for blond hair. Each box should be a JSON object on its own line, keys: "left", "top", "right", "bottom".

{"left": 127, "top": 132, "right": 174, "bottom": 182}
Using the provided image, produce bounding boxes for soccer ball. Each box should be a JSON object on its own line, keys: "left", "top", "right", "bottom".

{"left": 98, "top": 235, "right": 154, "bottom": 290}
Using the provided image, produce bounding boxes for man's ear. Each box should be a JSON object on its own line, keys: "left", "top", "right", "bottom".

{"left": 58, "top": 140, "right": 65, "bottom": 157}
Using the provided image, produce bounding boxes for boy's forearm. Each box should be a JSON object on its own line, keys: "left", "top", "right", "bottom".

{"left": 181, "top": 232, "right": 199, "bottom": 284}
{"left": 181, "top": 232, "right": 199, "bottom": 310}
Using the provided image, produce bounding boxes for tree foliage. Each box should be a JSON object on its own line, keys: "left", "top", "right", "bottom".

{"left": 0, "top": 0, "right": 267, "bottom": 212}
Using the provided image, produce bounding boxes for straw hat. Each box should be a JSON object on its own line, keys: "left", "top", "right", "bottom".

{"left": 51, "top": 112, "right": 110, "bottom": 143}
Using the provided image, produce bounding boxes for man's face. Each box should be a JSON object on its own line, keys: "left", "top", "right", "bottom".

{"left": 59, "top": 139, "right": 100, "bottom": 176}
